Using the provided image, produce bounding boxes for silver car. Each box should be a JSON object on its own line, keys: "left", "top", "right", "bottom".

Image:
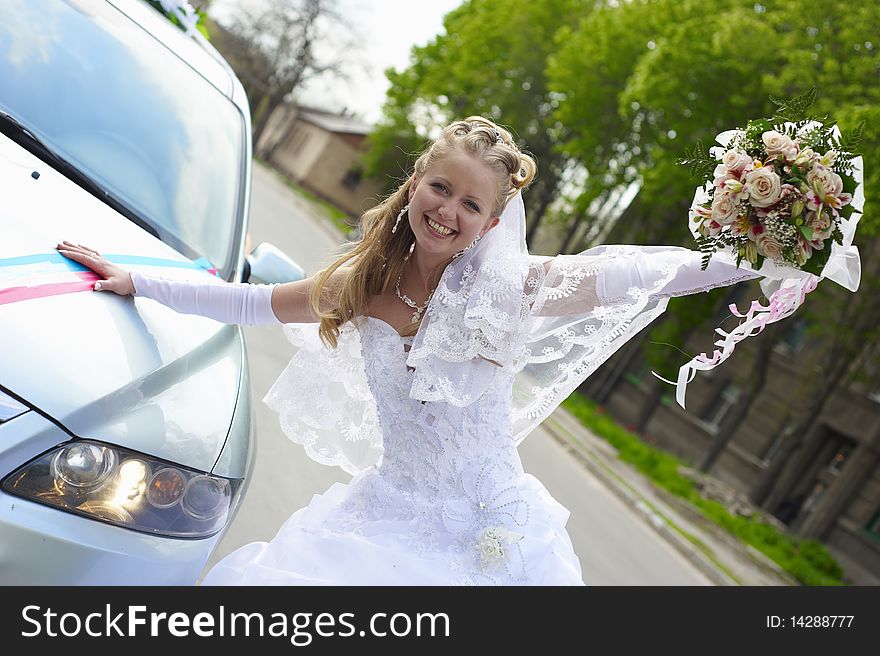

{"left": 0, "top": 0, "right": 302, "bottom": 584}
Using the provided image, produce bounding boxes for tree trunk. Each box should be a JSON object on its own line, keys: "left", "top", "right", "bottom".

{"left": 634, "top": 381, "right": 665, "bottom": 433}
{"left": 699, "top": 323, "right": 781, "bottom": 472}
{"left": 252, "top": 92, "right": 285, "bottom": 152}
{"left": 525, "top": 179, "right": 556, "bottom": 250}
{"left": 558, "top": 214, "right": 584, "bottom": 254}
{"left": 591, "top": 334, "right": 648, "bottom": 403}
{"left": 750, "top": 339, "right": 849, "bottom": 509}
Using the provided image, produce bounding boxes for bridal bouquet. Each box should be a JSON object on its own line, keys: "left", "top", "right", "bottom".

{"left": 682, "top": 88, "right": 864, "bottom": 276}
{"left": 661, "top": 89, "right": 864, "bottom": 408}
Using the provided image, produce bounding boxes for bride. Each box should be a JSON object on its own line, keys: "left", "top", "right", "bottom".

{"left": 57, "top": 116, "right": 765, "bottom": 585}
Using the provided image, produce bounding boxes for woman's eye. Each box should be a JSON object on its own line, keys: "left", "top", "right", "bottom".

{"left": 466, "top": 201, "right": 480, "bottom": 212}
{"left": 431, "top": 182, "right": 447, "bottom": 192}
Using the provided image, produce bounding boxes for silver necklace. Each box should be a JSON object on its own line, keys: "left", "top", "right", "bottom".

{"left": 395, "top": 272, "right": 435, "bottom": 323}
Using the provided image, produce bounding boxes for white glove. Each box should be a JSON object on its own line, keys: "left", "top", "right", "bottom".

{"left": 130, "top": 272, "right": 283, "bottom": 326}
{"left": 597, "top": 247, "right": 761, "bottom": 304}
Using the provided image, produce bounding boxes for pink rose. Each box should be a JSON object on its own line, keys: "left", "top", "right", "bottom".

{"left": 711, "top": 192, "right": 739, "bottom": 225}
{"left": 755, "top": 232, "right": 784, "bottom": 260}
{"left": 721, "top": 149, "right": 752, "bottom": 175}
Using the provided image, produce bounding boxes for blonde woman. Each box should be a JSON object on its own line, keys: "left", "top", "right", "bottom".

{"left": 58, "top": 117, "right": 764, "bottom": 585}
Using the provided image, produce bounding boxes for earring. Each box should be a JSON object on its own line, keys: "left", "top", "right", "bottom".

{"left": 392, "top": 204, "right": 409, "bottom": 234}
{"left": 451, "top": 234, "right": 482, "bottom": 260}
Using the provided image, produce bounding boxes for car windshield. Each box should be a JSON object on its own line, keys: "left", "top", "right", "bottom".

{"left": 0, "top": 0, "right": 244, "bottom": 275}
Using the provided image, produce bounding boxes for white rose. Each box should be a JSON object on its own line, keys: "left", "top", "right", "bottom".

{"left": 479, "top": 536, "right": 502, "bottom": 563}
{"left": 755, "top": 232, "right": 784, "bottom": 260}
{"left": 711, "top": 192, "right": 739, "bottom": 225}
{"left": 745, "top": 166, "right": 782, "bottom": 208}
{"left": 762, "top": 130, "right": 798, "bottom": 161}
{"left": 722, "top": 149, "right": 752, "bottom": 174}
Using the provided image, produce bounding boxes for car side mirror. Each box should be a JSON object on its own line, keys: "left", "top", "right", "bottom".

{"left": 245, "top": 242, "right": 305, "bottom": 284}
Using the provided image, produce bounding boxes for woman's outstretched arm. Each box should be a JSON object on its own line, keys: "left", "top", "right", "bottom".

{"left": 529, "top": 246, "right": 762, "bottom": 318}
{"left": 55, "top": 241, "right": 335, "bottom": 325}
{"left": 595, "top": 247, "right": 762, "bottom": 304}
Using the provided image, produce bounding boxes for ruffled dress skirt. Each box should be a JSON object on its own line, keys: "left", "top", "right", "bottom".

{"left": 201, "top": 468, "right": 585, "bottom": 586}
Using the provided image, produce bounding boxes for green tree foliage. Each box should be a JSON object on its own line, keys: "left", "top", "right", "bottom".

{"left": 366, "top": 0, "right": 878, "bottom": 418}
{"left": 363, "top": 0, "right": 590, "bottom": 239}
{"left": 548, "top": 0, "right": 878, "bottom": 383}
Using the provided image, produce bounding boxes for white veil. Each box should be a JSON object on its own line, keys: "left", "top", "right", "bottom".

{"left": 266, "top": 174, "right": 862, "bottom": 475}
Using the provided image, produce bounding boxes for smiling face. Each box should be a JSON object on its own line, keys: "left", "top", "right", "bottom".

{"left": 407, "top": 149, "right": 502, "bottom": 263}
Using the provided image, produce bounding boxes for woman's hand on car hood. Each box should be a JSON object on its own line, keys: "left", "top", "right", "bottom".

{"left": 56, "top": 241, "right": 135, "bottom": 295}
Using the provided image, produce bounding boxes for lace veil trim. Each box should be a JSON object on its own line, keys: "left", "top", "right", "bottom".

{"left": 263, "top": 322, "right": 382, "bottom": 476}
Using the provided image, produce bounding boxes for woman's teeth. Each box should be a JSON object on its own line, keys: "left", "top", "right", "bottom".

{"left": 426, "top": 217, "right": 455, "bottom": 237}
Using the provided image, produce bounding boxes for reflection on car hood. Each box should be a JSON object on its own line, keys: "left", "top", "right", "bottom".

{"left": 0, "top": 134, "right": 240, "bottom": 472}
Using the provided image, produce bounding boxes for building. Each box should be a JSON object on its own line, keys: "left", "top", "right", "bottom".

{"left": 588, "top": 284, "right": 880, "bottom": 585}
{"left": 256, "top": 105, "right": 384, "bottom": 219}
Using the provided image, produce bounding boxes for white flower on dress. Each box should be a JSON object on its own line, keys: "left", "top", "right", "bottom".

{"left": 476, "top": 525, "right": 524, "bottom": 568}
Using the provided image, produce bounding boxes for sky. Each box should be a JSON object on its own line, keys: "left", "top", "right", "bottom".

{"left": 209, "top": 0, "right": 463, "bottom": 124}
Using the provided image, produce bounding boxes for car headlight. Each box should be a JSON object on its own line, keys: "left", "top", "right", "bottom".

{"left": 1, "top": 440, "right": 241, "bottom": 538}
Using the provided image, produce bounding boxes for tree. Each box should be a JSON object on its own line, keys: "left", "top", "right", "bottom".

{"left": 751, "top": 236, "right": 880, "bottom": 511}
{"left": 364, "top": 0, "right": 590, "bottom": 244}
{"left": 699, "top": 322, "right": 784, "bottom": 472}
{"left": 218, "top": 0, "right": 359, "bottom": 146}
{"left": 549, "top": 0, "right": 879, "bottom": 452}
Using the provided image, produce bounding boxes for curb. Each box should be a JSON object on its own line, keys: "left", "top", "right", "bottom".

{"left": 542, "top": 414, "right": 739, "bottom": 586}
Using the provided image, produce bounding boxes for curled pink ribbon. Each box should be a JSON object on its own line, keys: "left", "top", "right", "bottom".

{"left": 653, "top": 274, "right": 819, "bottom": 408}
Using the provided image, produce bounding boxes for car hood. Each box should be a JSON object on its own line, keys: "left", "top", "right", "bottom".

{"left": 0, "top": 134, "right": 241, "bottom": 472}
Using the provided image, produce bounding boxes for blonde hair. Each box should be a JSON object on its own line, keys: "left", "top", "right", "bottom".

{"left": 310, "top": 116, "right": 537, "bottom": 348}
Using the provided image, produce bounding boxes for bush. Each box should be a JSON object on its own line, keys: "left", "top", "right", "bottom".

{"left": 560, "top": 392, "right": 846, "bottom": 585}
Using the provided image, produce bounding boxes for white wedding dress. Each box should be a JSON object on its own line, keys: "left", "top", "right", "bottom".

{"left": 130, "top": 238, "right": 776, "bottom": 586}
{"left": 202, "top": 313, "right": 584, "bottom": 585}
{"left": 195, "top": 243, "right": 777, "bottom": 586}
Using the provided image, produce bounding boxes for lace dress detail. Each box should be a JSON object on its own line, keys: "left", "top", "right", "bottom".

{"left": 202, "top": 315, "right": 584, "bottom": 586}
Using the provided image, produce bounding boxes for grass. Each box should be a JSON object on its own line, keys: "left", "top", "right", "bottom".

{"left": 561, "top": 392, "right": 847, "bottom": 586}
{"left": 256, "top": 158, "right": 354, "bottom": 236}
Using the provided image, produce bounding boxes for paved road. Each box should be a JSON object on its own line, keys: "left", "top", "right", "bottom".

{"left": 202, "top": 161, "right": 712, "bottom": 585}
